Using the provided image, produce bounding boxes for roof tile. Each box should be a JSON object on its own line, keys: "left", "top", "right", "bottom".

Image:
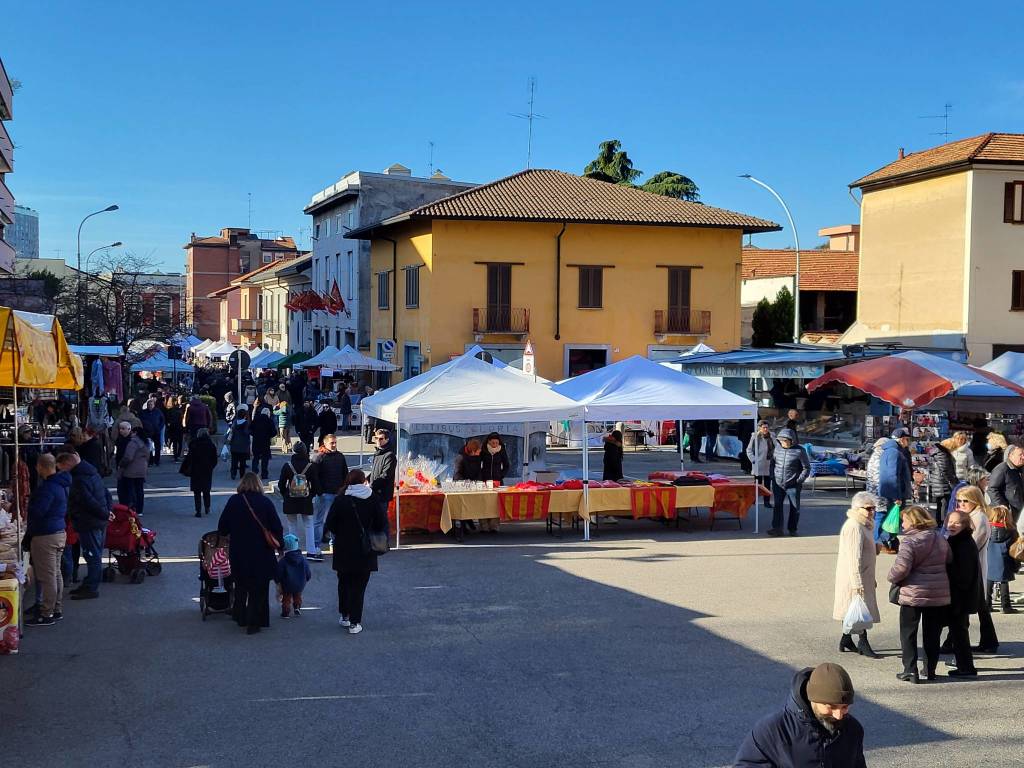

{"left": 742, "top": 248, "right": 858, "bottom": 291}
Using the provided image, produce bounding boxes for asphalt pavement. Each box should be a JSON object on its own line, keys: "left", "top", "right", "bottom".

{"left": 5, "top": 438, "right": 1022, "bottom": 767}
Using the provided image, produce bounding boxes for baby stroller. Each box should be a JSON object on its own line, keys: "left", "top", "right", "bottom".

{"left": 198, "top": 531, "right": 233, "bottom": 620}
{"left": 103, "top": 503, "right": 161, "bottom": 584}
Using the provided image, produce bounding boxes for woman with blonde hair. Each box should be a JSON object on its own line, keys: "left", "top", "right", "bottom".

{"left": 887, "top": 505, "right": 951, "bottom": 683}
{"left": 834, "top": 491, "right": 882, "bottom": 658}
{"left": 946, "top": 431, "right": 976, "bottom": 482}
{"left": 984, "top": 432, "right": 1008, "bottom": 473}
{"left": 950, "top": 485, "right": 998, "bottom": 653}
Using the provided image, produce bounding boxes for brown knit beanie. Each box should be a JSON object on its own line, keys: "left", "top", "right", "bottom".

{"left": 806, "top": 663, "right": 855, "bottom": 706}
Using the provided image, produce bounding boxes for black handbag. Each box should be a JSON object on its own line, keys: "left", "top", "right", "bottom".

{"left": 351, "top": 497, "right": 388, "bottom": 556}
{"left": 888, "top": 584, "right": 901, "bottom": 605}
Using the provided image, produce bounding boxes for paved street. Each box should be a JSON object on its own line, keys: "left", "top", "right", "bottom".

{"left": 6, "top": 442, "right": 1023, "bottom": 767}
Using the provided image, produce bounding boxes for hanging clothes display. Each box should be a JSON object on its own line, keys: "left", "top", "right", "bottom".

{"left": 86, "top": 397, "right": 109, "bottom": 430}
{"left": 90, "top": 357, "right": 105, "bottom": 397}
{"left": 101, "top": 358, "right": 123, "bottom": 401}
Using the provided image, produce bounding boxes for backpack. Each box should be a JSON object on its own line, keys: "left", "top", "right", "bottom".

{"left": 287, "top": 459, "right": 310, "bottom": 498}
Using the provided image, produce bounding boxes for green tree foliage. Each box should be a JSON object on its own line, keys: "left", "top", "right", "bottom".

{"left": 751, "top": 286, "right": 795, "bottom": 347}
{"left": 583, "top": 140, "right": 700, "bottom": 201}
{"left": 23, "top": 269, "right": 63, "bottom": 301}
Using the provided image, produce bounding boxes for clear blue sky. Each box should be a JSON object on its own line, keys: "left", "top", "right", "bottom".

{"left": 6, "top": 2, "right": 1024, "bottom": 270}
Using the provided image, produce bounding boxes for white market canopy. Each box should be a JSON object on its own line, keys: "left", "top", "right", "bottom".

{"left": 982, "top": 352, "right": 1024, "bottom": 385}
{"left": 251, "top": 349, "right": 285, "bottom": 368}
{"left": 551, "top": 355, "right": 757, "bottom": 421}
{"left": 69, "top": 344, "right": 124, "bottom": 357}
{"left": 192, "top": 339, "right": 216, "bottom": 354}
{"left": 203, "top": 341, "right": 237, "bottom": 359}
{"left": 130, "top": 355, "right": 195, "bottom": 373}
{"left": 294, "top": 345, "right": 340, "bottom": 369}
{"left": 328, "top": 345, "right": 398, "bottom": 372}
{"left": 360, "top": 353, "right": 582, "bottom": 423}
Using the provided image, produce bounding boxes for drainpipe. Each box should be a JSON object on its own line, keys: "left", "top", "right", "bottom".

{"left": 382, "top": 236, "right": 398, "bottom": 343}
{"left": 554, "top": 223, "right": 567, "bottom": 340}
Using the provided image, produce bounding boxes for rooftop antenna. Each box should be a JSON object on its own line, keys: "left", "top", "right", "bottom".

{"left": 509, "top": 76, "right": 546, "bottom": 169}
{"left": 919, "top": 103, "right": 952, "bottom": 143}
{"left": 428, "top": 141, "right": 435, "bottom": 176}
{"left": 247, "top": 192, "right": 253, "bottom": 229}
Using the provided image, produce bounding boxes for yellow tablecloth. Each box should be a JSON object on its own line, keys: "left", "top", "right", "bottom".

{"left": 580, "top": 485, "right": 716, "bottom": 522}
{"left": 440, "top": 489, "right": 583, "bottom": 533}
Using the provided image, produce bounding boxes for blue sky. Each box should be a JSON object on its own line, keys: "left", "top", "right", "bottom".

{"left": 6, "top": 1, "right": 1024, "bottom": 270}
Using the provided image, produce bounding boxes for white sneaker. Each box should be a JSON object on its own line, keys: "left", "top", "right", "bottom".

{"left": 339, "top": 616, "right": 351, "bottom": 628}
{"left": 348, "top": 623, "right": 362, "bottom": 634}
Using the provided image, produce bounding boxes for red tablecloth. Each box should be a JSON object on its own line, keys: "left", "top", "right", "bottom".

{"left": 709, "top": 482, "right": 771, "bottom": 523}
{"left": 388, "top": 493, "right": 445, "bottom": 534}
{"left": 497, "top": 490, "right": 551, "bottom": 521}
{"left": 630, "top": 486, "right": 677, "bottom": 519}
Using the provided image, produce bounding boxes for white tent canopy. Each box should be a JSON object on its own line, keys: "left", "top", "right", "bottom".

{"left": 295, "top": 345, "right": 340, "bottom": 369}
{"left": 192, "top": 339, "right": 216, "bottom": 354}
{"left": 204, "top": 341, "right": 237, "bottom": 359}
{"left": 463, "top": 344, "right": 551, "bottom": 383}
{"left": 982, "top": 352, "right": 1024, "bottom": 385}
{"left": 552, "top": 355, "right": 757, "bottom": 421}
{"left": 130, "top": 356, "right": 195, "bottom": 373}
{"left": 326, "top": 345, "right": 398, "bottom": 372}
{"left": 251, "top": 349, "right": 285, "bottom": 368}
{"left": 360, "top": 353, "right": 582, "bottom": 424}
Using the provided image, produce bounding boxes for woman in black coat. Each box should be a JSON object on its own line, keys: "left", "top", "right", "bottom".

{"left": 325, "top": 469, "right": 387, "bottom": 634}
{"left": 926, "top": 443, "right": 958, "bottom": 524}
{"left": 480, "top": 432, "right": 510, "bottom": 485}
{"left": 217, "top": 472, "right": 284, "bottom": 634}
{"left": 181, "top": 427, "right": 218, "bottom": 517}
{"left": 944, "top": 510, "right": 982, "bottom": 677}
{"left": 250, "top": 406, "right": 276, "bottom": 480}
{"left": 278, "top": 441, "right": 318, "bottom": 556}
{"left": 165, "top": 397, "right": 184, "bottom": 462}
{"left": 603, "top": 430, "right": 624, "bottom": 481}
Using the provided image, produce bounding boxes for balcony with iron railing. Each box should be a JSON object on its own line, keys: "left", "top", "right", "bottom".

{"left": 654, "top": 308, "right": 711, "bottom": 337}
{"left": 0, "top": 175, "right": 12, "bottom": 226}
{"left": 230, "top": 317, "right": 262, "bottom": 333}
{"left": 262, "top": 319, "right": 282, "bottom": 336}
{"left": 472, "top": 307, "right": 530, "bottom": 337}
{"left": 0, "top": 119, "right": 11, "bottom": 174}
{"left": 0, "top": 58, "right": 11, "bottom": 121}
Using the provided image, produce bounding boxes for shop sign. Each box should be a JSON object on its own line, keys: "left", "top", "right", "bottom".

{"left": 685, "top": 364, "right": 825, "bottom": 379}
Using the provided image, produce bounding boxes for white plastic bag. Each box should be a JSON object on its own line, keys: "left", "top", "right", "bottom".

{"left": 219, "top": 442, "right": 231, "bottom": 462}
{"left": 842, "top": 593, "right": 873, "bottom": 634}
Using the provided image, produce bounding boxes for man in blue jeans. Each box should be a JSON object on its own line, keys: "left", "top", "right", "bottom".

{"left": 58, "top": 451, "right": 112, "bottom": 599}
{"left": 310, "top": 432, "right": 348, "bottom": 561}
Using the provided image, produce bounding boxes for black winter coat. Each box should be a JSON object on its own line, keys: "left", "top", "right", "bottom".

{"left": 325, "top": 491, "right": 387, "bottom": 573}
{"left": 165, "top": 406, "right": 183, "bottom": 439}
{"left": 603, "top": 439, "right": 624, "bottom": 481}
{"left": 984, "top": 447, "right": 1004, "bottom": 474}
{"left": 772, "top": 443, "right": 811, "bottom": 489}
{"left": 68, "top": 461, "right": 111, "bottom": 531}
{"left": 182, "top": 435, "right": 218, "bottom": 492}
{"left": 480, "top": 448, "right": 510, "bottom": 485}
{"left": 312, "top": 449, "right": 349, "bottom": 494}
{"left": 317, "top": 408, "right": 338, "bottom": 438}
{"left": 250, "top": 413, "right": 276, "bottom": 456}
{"left": 989, "top": 460, "right": 1024, "bottom": 519}
{"left": 453, "top": 452, "right": 481, "bottom": 481}
{"left": 216, "top": 492, "right": 283, "bottom": 582}
{"left": 370, "top": 446, "right": 397, "bottom": 503}
{"left": 947, "top": 528, "right": 983, "bottom": 615}
{"left": 278, "top": 455, "right": 317, "bottom": 516}
{"left": 733, "top": 668, "right": 866, "bottom": 768}
{"left": 927, "top": 444, "right": 958, "bottom": 498}
{"left": 229, "top": 418, "right": 251, "bottom": 456}
{"left": 987, "top": 524, "right": 1019, "bottom": 583}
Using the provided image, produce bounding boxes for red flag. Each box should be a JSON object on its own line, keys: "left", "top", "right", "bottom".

{"left": 330, "top": 280, "right": 345, "bottom": 314}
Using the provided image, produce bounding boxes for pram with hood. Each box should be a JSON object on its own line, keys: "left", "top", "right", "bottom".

{"left": 103, "top": 503, "right": 161, "bottom": 584}
{"left": 198, "top": 531, "right": 233, "bottom": 620}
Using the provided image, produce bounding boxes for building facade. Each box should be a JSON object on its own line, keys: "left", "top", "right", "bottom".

{"left": 304, "top": 164, "right": 475, "bottom": 353}
{"left": 278, "top": 255, "right": 313, "bottom": 356}
{"left": 0, "top": 57, "right": 17, "bottom": 273}
{"left": 184, "top": 227, "right": 298, "bottom": 339}
{"left": 846, "top": 133, "right": 1024, "bottom": 363}
{"left": 351, "top": 169, "right": 778, "bottom": 382}
{"left": 11, "top": 204, "right": 38, "bottom": 259}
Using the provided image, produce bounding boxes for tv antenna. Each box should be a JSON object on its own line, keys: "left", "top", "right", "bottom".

{"left": 428, "top": 141, "right": 435, "bottom": 176}
{"left": 919, "top": 103, "right": 952, "bottom": 142}
{"left": 247, "top": 192, "right": 253, "bottom": 228}
{"left": 509, "top": 76, "right": 546, "bottom": 168}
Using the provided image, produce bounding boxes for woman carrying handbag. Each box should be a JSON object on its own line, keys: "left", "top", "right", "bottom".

{"left": 325, "top": 469, "right": 388, "bottom": 635}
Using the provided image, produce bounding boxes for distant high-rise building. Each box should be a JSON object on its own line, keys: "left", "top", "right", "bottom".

{"left": 11, "top": 205, "right": 38, "bottom": 259}
{"left": 0, "top": 57, "right": 17, "bottom": 273}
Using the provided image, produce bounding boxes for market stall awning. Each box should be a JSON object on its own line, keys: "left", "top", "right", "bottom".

{"left": 982, "top": 352, "right": 1024, "bottom": 385}
{"left": 360, "top": 353, "right": 582, "bottom": 423}
{"left": 272, "top": 351, "right": 311, "bottom": 369}
{"left": 294, "top": 345, "right": 340, "bottom": 369}
{"left": 552, "top": 355, "right": 756, "bottom": 421}
{"left": 0, "top": 307, "right": 84, "bottom": 390}
{"left": 327, "top": 345, "right": 398, "bottom": 372}
{"left": 191, "top": 338, "right": 216, "bottom": 354}
{"left": 250, "top": 349, "right": 285, "bottom": 368}
{"left": 806, "top": 350, "right": 1024, "bottom": 409}
{"left": 203, "top": 341, "right": 238, "bottom": 359}
{"left": 130, "top": 356, "right": 195, "bottom": 373}
{"left": 68, "top": 344, "right": 124, "bottom": 357}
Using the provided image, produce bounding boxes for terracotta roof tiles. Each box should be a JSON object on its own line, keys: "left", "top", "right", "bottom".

{"left": 742, "top": 248, "right": 858, "bottom": 291}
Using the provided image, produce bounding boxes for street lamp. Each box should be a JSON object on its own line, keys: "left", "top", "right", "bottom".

{"left": 739, "top": 175, "right": 801, "bottom": 343}
{"left": 85, "top": 241, "right": 122, "bottom": 273}
{"left": 80, "top": 241, "right": 122, "bottom": 344}
{"left": 76, "top": 204, "right": 119, "bottom": 340}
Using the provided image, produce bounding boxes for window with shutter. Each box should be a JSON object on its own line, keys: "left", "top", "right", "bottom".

{"left": 377, "top": 272, "right": 390, "bottom": 309}
{"left": 405, "top": 266, "right": 420, "bottom": 308}
{"left": 1013, "top": 271, "right": 1024, "bottom": 311}
{"left": 577, "top": 266, "right": 604, "bottom": 308}
{"left": 1005, "top": 182, "right": 1024, "bottom": 224}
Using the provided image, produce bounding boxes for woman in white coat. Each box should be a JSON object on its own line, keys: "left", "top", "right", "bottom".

{"left": 834, "top": 491, "right": 883, "bottom": 658}
{"left": 746, "top": 420, "right": 774, "bottom": 508}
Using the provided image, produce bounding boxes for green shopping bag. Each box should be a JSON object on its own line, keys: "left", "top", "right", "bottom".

{"left": 881, "top": 502, "right": 902, "bottom": 535}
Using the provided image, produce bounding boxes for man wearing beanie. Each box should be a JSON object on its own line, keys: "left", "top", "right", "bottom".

{"left": 734, "top": 663, "right": 866, "bottom": 767}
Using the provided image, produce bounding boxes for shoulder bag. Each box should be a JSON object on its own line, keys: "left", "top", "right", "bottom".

{"left": 1009, "top": 534, "right": 1024, "bottom": 563}
{"left": 242, "top": 494, "right": 280, "bottom": 551}
{"left": 350, "top": 496, "right": 388, "bottom": 556}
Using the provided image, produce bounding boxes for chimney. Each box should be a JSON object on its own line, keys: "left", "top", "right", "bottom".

{"left": 897, "top": 147, "right": 905, "bottom": 160}
{"left": 383, "top": 163, "right": 412, "bottom": 176}
{"left": 430, "top": 170, "right": 450, "bottom": 181}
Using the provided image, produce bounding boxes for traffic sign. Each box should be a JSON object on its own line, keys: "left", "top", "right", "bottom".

{"left": 382, "top": 339, "right": 396, "bottom": 354}
{"left": 382, "top": 351, "right": 395, "bottom": 362}
{"left": 228, "top": 349, "right": 251, "bottom": 371}
{"left": 523, "top": 339, "right": 535, "bottom": 377}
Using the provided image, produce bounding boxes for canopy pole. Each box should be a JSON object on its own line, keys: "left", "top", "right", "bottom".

{"left": 12, "top": 380, "right": 23, "bottom": 643}
{"left": 581, "top": 419, "right": 590, "bottom": 541}
{"left": 358, "top": 403, "right": 364, "bottom": 468}
{"left": 522, "top": 421, "right": 530, "bottom": 481}
{"left": 752, "top": 414, "right": 760, "bottom": 534}
{"left": 395, "top": 421, "right": 402, "bottom": 550}
{"left": 678, "top": 419, "right": 685, "bottom": 473}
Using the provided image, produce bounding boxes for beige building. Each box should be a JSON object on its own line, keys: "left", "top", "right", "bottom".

{"left": 845, "top": 133, "right": 1024, "bottom": 362}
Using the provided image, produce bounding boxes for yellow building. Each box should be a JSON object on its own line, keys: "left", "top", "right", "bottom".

{"left": 846, "top": 133, "right": 1024, "bottom": 363}
{"left": 346, "top": 169, "right": 779, "bottom": 382}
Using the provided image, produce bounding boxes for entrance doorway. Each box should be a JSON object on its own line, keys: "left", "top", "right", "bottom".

{"left": 565, "top": 346, "right": 609, "bottom": 377}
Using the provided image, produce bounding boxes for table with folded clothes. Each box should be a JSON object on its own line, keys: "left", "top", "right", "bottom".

{"left": 648, "top": 472, "right": 769, "bottom": 527}
{"left": 570, "top": 479, "right": 716, "bottom": 523}
{"left": 439, "top": 485, "right": 581, "bottom": 534}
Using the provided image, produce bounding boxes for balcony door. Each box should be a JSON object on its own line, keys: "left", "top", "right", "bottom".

{"left": 667, "top": 267, "right": 691, "bottom": 333}
{"left": 487, "top": 263, "right": 512, "bottom": 331}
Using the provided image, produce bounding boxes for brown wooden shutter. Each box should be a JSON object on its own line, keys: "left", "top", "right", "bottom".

{"left": 1013, "top": 271, "right": 1023, "bottom": 310}
{"left": 1006, "top": 182, "right": 1017, "bottom": 223}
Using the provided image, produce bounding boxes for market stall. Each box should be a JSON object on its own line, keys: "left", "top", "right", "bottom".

{"left": 359, "top": 353, "right": 583, "bottom": 546}
{"left": 551, "top": 356, "right": 762, "bottom": 530}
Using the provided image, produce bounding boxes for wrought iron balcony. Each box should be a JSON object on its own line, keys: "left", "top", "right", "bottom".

{"left": 473, "top": 307, "right": 530, "bottom": 336}
{"left": 654, "top": 309, "right": 711, "bottom": 336}
{"left": 230, "top": 317, "right": 262, "bottom": 333}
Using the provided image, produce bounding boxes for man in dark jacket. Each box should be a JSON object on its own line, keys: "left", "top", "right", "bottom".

{"left": 734, "top": 663, "right": 866, "bottom": 768}
{"left": 312, "top": 433, "right": 349, "bottom": 549}
{"left": 369, "top": 429, "right": 397, "bottom": 511}
{"left": 58, "top": 452, "right": 111, "bottom": 600}
{"left": 338, "top": 389, "right": 353, "bottom": 431}
{"left": 250, "top": 406, "right": 276, "bottom": 480}
{"left": 989, "top": 445, "right": 1024, "bottom": 524}
{"left": 876, "top": 431, "right": 913, "bottom": 551}
{"left": 768, "top": 428, "right": 811, "bottom": 537}
{"left": 317, "top": 402, "right": 338, "bottom": 442}
{"left": 926, "top": 442, "right": 958, "bottom": 524}
{"left": 25, "top": 454, "right": 72, "bottom": 626}
{"left": 944, "top": 510, "right": 981, "bottom": 678}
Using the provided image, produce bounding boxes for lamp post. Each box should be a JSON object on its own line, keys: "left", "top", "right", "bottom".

{"left": 81, "top": 241, "right": 122, "bottom": 344}
{"left": 76, "top": 205, "right": 119, "bottom": 341}
{"left": 739, "top": 175, "right": 801, "bottom": 343}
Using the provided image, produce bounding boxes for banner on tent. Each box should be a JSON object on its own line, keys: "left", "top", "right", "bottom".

{"left": 685, "top": 364, "right": 824, "bottom": 379}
